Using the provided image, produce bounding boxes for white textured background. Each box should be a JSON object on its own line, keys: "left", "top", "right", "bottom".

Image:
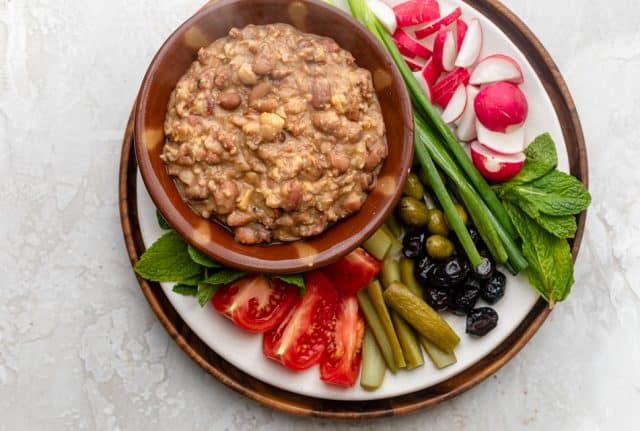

{"left": 1, "top": 0, "right": 638, "bottom": 429}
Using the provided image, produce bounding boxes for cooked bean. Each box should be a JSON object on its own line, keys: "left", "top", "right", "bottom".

{"left": 218, "top": 92, "right": 242, "bottom": 110}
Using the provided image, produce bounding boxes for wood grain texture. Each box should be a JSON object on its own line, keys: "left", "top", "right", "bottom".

{"left": 118, "top": 0, "right": 588, "bottom": 419}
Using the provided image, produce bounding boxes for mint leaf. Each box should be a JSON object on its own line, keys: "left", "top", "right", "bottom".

{"left": 173, "top": 284, "right": 198, "bottom": 296}
{"left": 134, "top": 231, "right": 202, "bottom": 282}
{"left": 504, "top": 202, "right": 573, "bottom": 306}
{"left": 273, "top": 274, "right": 306, "bottom": 296}
{"left": 203, "top": 269, "right": 246, "bottom": 286}
{"left": 176, "top": 273, "right": 205, "bottom": 286}
{"left": 500, "top": 190, "right": 577, "bottom": 239}
{"left": 511, "top": 133, "right": 558, "bottom": 184}
{"left": 512, "top": 171, "right": 591, "bottom": 216}
{"left": 187, "top": 245, "right": 221, "bottom": 268}
{"left": 156, "top": 209, "right": 171, "bottom": 230}
{"left": 197, "top": 283, "right": 219, "bottom": 307}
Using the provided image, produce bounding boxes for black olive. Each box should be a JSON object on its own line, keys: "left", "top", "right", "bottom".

{"left": 424, "top": 286, "right": 451, "bottom": 311}
{"left": 449, "top": 284, "right": 481, "bottom": 316}
{"left": 414, "top": 255, "right": 437, "bottom": 285}
{"left": 481, "top": 270, "right": 506, "bottom": 304}
{"left": 466, "top": 307, "right": 499, "bottom": 336}
{"left": 426, "top": 256, "right": 470, "bottom": 289}
{"left": 473, "top": 255, "right": 495, "bottom": 280}
{"left": 403, "top": 228, "right": 428, "bottom": 259}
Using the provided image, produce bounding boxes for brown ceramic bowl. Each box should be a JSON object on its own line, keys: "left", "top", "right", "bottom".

{"left": 134, "top": 0, "right": 414, "bottom": 274}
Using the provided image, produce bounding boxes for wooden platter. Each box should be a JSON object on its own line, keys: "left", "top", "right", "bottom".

{"left": 119, "top": 0, "right": 587, "bottom": 419}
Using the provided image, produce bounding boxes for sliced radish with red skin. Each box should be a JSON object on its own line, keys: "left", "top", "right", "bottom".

{"left": 433, "top": 29, "right": 457, "bottom": 71}
{"left": 393, "top": 29, "right": 432, "bottom": 60}
{"left": 455, "top": 19, "right": 483, "bottom": 68}
{"left": 421, "top": 58, "right": 441, "bottom": 86}
{"left": 441, "top": 84, "right": 467, "bottom": 123}
{"left": 367, "top": 0, "right": 398, "bottom": 34}
{"left": 455, "top": 85, "right": 480, "bottom": 142}
{"left": 475, "top": 81, "right": 528, "bottom": 132}
{"left": 404, "top": 57, "right": 423, "bottom": 71}
{"left": 415, "top": 7, "right": 462, "bottom": 39}
{"left": 413, "top": 71, "right": 433, "bottom": 102}
{"left": 476, "top": 120, "right": 525, "bottom": 155}
{"left": 455, "top": 19, "right": 468, "bottom": 50}
{"left": 393, "top": 0, "right": 440, "bottom": 27}
{"left": 433, "top": 67, "right": 470, "bottom": 107}
{"left": 469, "top": 54, "right": 524, "bottom": 85}
{"left": 470, "top": 141, "right": 525, "bottom": 182}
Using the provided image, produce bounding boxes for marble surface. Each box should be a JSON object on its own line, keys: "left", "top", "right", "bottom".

{"left": 0, "top": 0, "right": 638, "bottom": 429}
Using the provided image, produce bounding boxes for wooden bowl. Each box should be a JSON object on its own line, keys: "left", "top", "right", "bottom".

{"left": 134, "top": 0, "right": 414, "bottom": 274}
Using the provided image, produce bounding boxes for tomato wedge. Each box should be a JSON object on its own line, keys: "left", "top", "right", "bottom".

{"left": 322, "top": 248, "right": 382, "bottom": 294}
{"left": 320, "top": 295, "right": 364, "bottom": 387}
{"left": 212, "top": 275, "right": 299, "bottom": 333}
{"left": 262, "top": 271, "right": 338, "bottom": 370}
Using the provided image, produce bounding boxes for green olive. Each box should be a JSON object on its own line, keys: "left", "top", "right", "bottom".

{"left": 426, "top": 235, "right": 455, "bottom": 260}
{"left": 403, "top": 173, "right": 425, "bottom": 200}
{"left": 446, "top": 204, "right": 469, "bottom": 227}
{"left": 398, "top": 197, "right": 430, "bottom": 228}
{"left": 427, "top": 209, "right": 450, "bottom": 236}
{"left": 417, "top": 169, "right": 447, "bottom": 189}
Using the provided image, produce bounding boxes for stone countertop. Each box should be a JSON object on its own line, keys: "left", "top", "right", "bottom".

{"left": 0, "top": 0, "right": 638, "bottom": 429}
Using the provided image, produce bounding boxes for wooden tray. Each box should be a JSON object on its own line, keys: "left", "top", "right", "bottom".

{"left": 119, "top": 0, "right": 588, "bottom": 419}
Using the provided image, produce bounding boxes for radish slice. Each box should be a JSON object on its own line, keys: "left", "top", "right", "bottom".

{"left": 455, "top": 85, "right": 480, "bottom": 141}
{"left": 476, "top": 121, "right": 525, "bottom": 155}
{"left": 421, "top": 58, "right": 441, "bottom": 86}
{"left": 415, "top": 7, "right": 462, "bottom": 39}
{"left": 404, "top": 57, "right": 423, "bottom": 71}
{"left": 441, "top": 84, "right": 467, "bottom": 123}
{"left": 413, "top": 71, "right": 433, "bottom": 102}
{"left": 469, "top": 54, "right": 524, "bottom": 85}
{"left": 367, "top": 0, "right": 398, "bottom": 35}
{"left": 455, "top": 19, "right": 483, "bottom": 68}
{"left": 393, "top": 29, "right": 432, "bottom": 60}
{"left": 433, "top": 29, "right": 457, "bottom": 72}
{"left": 433, "top": 67, "right": 470, "bottom": 107}
{"left": 470, "top": 141, "right": 525, "bottom": 182}
{"left": 393, "top": 0, "right": 440, "bottom": 27}
{"left": 475, "top": 81, "right": 528, "bottom": 132}
{"left": 455, "top": 19, "right": 468, "bottom": 50}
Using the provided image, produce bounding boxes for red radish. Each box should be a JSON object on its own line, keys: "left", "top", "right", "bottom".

{"left": 415, "top": 7, "right": 462, "bottom": 39}
{"left": 413, "top": 71, "right": 433, "bottom": 101}
{"left": 476, "top": 120, "right": 525, "bottom": 155}
{"left": 433, "top": 67, "right": 470, "bottom": 107}
{"left": 455, "top": 85, "right": 480, "bottom": 141}
{"left": 441, "top": 84, "right": 467, "bottom": 123}
{"left": 421, "top": 58, "right": 441, "bottom": 86}
{"left": 404, "top": 57, "right": 423, "bottom": 71}
{"left": 367, "top": 0, "right": 398, "bottom": 34}
{"left": 470, "top": 141, "right": 525, "bottom": 182}
{"left": 393, "top": 29, "right": 432, "bottom": 60}
{"left": 433, "top": 29, "right": 457, "bottom": 71}
{"left": 393, "top": 0, "right": 440, "bottom": 27}
{"left": 455, "top": 19, "right": 483, "bottom": 68}
{"left": 469, "top": 54, "right": 524, "bottom": 85}
{"left": 455, "top": 19, "right": 468, "bottom": 49}
{"left": 474, "top": 81, "right": 528, "bottom": 132}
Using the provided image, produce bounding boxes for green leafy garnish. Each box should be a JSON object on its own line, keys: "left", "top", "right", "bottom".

{"left": 156, "top": 209, "right": 171, "bottom": 230}
{"left": 511, "top": 133, "right": 558, "bottom": 183}
{"left": 172, "top": 284, "right": 198, "bottom": 296}
{"left": 197, "top": 283, "right": 219, "bottom": 306}
{"left": 203, "top": 269, "right": 246, "bottom": 286}
{"left": 510, "top": 198, "right": 577, "bottom": 239}
{"left": 187, "top": 245, "right": 221, "bottom": 268}
{"left": 273, "top": 274, "right": 306, "bottom": 296}
{"left": 504, "top": 203, "right": 574, "bottom": 307}
{"left": 134, "top": 231, "right": 202, "bottom": 282}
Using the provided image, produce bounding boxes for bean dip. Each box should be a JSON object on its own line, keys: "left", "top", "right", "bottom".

{"left": 162, "top": 24, "right": 387, "bottom": 244}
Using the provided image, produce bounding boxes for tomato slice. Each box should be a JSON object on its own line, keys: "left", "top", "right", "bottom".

{"left": 212, "top": 275, "right": 299, "bottom": 333}
{"left": 262, "top": 271, "right": 338, "bottom": 370}
{"left": 322, "top": 248, "right": 382, "bottom": 294}
{"left": 320, "top": 295, "right": 364, "bottom": 387}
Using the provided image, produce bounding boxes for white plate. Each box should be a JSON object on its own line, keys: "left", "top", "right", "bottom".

{"left": 136, "top": 0, "right": 569, "bottom": 401}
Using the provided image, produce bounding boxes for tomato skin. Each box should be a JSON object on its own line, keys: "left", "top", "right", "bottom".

{"left": 323, "top": 248, "right": 382, "bottom": 294}
{"left": 262, "top": 271, "right": 339, "bottom": 370}
{"left": 320, "top": 295, "right": 364, "bottom": 387}
{"left": 212, "top": 275, "right": 299, "bottom": 333}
